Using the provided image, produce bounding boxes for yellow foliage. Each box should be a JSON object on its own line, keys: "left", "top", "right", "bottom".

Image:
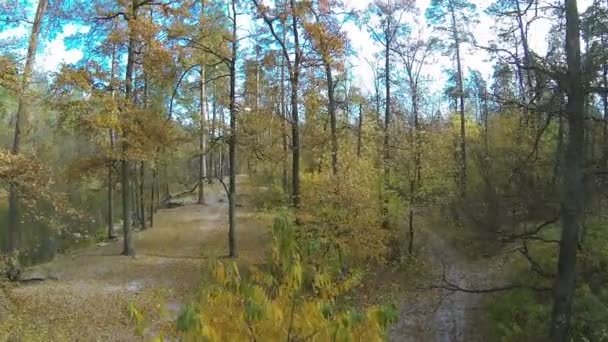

{"left": 175, "top": 216, "right": 394, "bottom": 341}
{"left": 300, "top": 151, "right": 387, "bottom": 263}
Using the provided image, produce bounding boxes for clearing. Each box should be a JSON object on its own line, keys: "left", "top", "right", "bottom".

{"left": 2, "top": 177, "right": 269, "bottom": 341}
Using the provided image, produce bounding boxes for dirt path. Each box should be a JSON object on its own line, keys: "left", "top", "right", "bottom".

{"left": 389, "top": 228, "right": 500, "bottom": 342}
{"left": 1, "top": 177, "right": 268, "bottom": 341}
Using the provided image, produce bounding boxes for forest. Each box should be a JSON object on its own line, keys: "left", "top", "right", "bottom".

{"left": 0, "top": 0, "right": 607, "bottom": 341}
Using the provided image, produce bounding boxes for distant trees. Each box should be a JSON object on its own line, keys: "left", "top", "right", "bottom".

{"left": 366, "top": 0, "right": 413, "bottom": 227}
{"left": 253, "top": 0, "right": 304, "bottom": 211}
{"left": 426, "top": 0, "right": 476, "bottom": 196}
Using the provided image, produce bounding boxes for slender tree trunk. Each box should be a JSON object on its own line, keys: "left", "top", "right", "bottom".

{"left": 139, "top": 71, "right": 148, "bottom": 230}
{"left": 483, "top": 87, "right": 489, "bottom": 154}
{"left": 140, "top": 161, "right": 146, "bottom": 229}
{"left": 210, "top": 74, "right": 217, "bottom": 183}
{"left": 132, "top": 165, "right": 139, "bottom": 225}
{"left": 280, "top": 47, "right": 289, "bottom": 194}
{"left": 408, "top": 180, "right": 414, "bottom": 255}
{"left": 220, "top": 104, "right": 226, "bottom": 178}
{"left": 413, "top": 91, "right": 421, "bottom": 185}
{"left": 290, "top": 0, "right": 301, "bottom": 210}
{"left": 550, "top": 0, "right": 585, "bottom": 339}
{"left": 375, "top": 72, "right": 381, "bottom": 129}
{"left": 6, "top": 0, "right": 48, "bottom": 254}
{"left": 150, "top": 164, "right": 156, "bottom": 228}
{"left": 121, "top": 2, "right": 137, "bottom": 256}
{"left": 325, "top": 63, "right": 338, "bottom": 175}
{"left": 408, "top": 87, "right": 421, "bottom": 255}
{"left": 451, "top": 7, "right": 467, "bottom": 197}
{"left": 228, "top": 0, "right": 238, "bottom": 258}
{"left": 382, "top": 35, "right": 391, "bottom": 229}
{"left": 198, "top": 67, "right": 207, "bottom": 204}
{"left": 108, "top": 131, "right": 116, "bottom": 238}
{"left": 602, "top": 36, "right": 608, "bottom": 166}
{"left": 108, "top": 42, "right": 118, "bottom": 240}
{"left": 357, "top": 103, "right": 363, "bottom": 158}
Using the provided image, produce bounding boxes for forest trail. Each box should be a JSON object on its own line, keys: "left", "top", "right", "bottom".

{"left": 390, "top": 225, "right": 502, "bottom": 342}
{"left": 3, "top": 176, "right": 269, "bottom": 341}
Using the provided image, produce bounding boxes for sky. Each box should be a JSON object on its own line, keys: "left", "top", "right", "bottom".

{"left": 0, "top": 0, "right": 596, "bottom": 94}
{"left": 342, "top": 0, "right": 595, "bottom": 93}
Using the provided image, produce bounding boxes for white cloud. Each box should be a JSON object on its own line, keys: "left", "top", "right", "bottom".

{"left": 37, "top": 24, "right": 89, "bottom": 72}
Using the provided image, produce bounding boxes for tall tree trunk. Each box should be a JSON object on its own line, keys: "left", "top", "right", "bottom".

{"left": 290, "top": 0, "right": 301, "bottom": 210}
{"left": 210, "top": 74, "right": 217, "bottom": 183}
{"left": 408, "top": 87, "right": 421, "bottom": 255}
{"left": 413, "top": 91, "right": 421, "bottom": 186}
{"left": 382, "top": 34, "right": 391, "bottom": 229}
{"left": 325, "top": 63, "right": 338, "bottom": 175}
{"left": 108, "top": 130, "right": 116, "bottom": 238}
{"left": 220, "top": 101, "right": 226, "bottom": 178}
{"left": 451, "top": 6, "right": 467, "bottom": 197}
{"left": 198, "top": 67, "right": 207, "bottom": 204}
{"left": 108, "top": 42, "right": 118, "bottom": 239}
{"left": 121, "top": 2, "right": 137, "bottom": 256}
{"left": 280, "top": 45, "right": 289, "bottom": 194}
{"left": 357, "top": 103, "right": 363, "bottom": 158}
{"left": 602, "top": 35, "right": 608, "bottom": 166}
{"left": 483, "top": 87, "right": 489, "bottom": 154}
{"left": 228, "top": 0, "right": 238, "bottom": 258}
{"left": 550, "top": 0, "right": 585, "bottom": 339}
{"left": 6, "top": 0, "right": 48, "bottom": 254}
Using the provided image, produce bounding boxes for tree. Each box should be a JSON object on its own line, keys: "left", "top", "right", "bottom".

{"left": 228, "top": 0, "right": 238, "bottom": 258}
{"left": 253, "top": 0, "right": 305, "bottom": 211}
{"left": 466, "top": 69, "right": 489, "bottom": 149}
{"left": 366, "top": 0, "right": 413, "bottom": 227}
{"left": 304, "top": 0, "right": 348, "bottom": 175}
{"left": 550, "top": 1, "right": 586, "bottom": 339}
{"left": 426, "top": 0, "right": 477, "bottom": 197}
{"left": 487, "top": 0, "right": 538, "bottom": 103}
{"left": 198, "top": 66, "right": 208, "bottom": 205}
{"left": 6, "top": 0, "right": 48, "bottom": 254}
{"left": 394, "top": 19, "right": 435, "bottom": 254}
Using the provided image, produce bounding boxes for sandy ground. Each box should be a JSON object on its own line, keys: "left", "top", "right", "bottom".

{"left": 389, "top": 217, "right": 505, "bottom": 342}
{"left": 1, "top": 176, "right": 501, "bottom": 342}
{"left": 1, "top": 177, "right": 268, "bottom": 341}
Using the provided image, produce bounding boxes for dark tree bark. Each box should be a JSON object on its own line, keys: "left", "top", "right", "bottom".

{"left": 550, "top": 0, "right": 585, "bottom": 339}
{"left": 6, "top": 0, "right": 48, "bottom": 254}
{"left": 325, "top": 63, "right": 338, "bottom": 175}
{"left": 140, "top": 161, "right": 146, "bottom": 229}
{"left": 228, "top": 0, "right": 238, "bottom": 258}
{"left": 290, "top": 0, "right": 302, "bottom": 210}
{"left": 121, "top": 0, "right": 137, "bottom": 256}
{"left": 198, "top": 67, "right": 207, "bottom": 205}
